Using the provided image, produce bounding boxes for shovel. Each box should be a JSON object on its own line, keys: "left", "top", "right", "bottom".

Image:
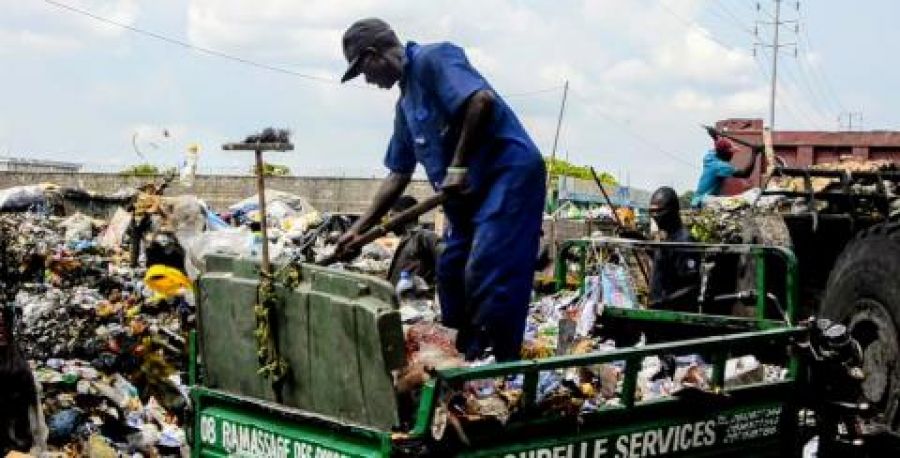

{"left": 318, "top": 193, "right": 447, "bottom": 266}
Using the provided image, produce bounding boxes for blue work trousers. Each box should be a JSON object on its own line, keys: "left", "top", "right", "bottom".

{"left": 438, "top": 158, "right": 546, "bottom": 362}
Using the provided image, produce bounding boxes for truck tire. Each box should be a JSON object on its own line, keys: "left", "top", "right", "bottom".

{"left": 733, "top": 214, "right": 792, "bottom": 317}
{"left": 821, "top": 221, "right": 900, "bottom": 433}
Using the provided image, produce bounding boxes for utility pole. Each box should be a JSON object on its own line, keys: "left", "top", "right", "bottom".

{"left": 755, "top": 1, "right": 798, "bottom": 130}
{"left": 838, "top": 112, "right": 863, "bottom": 131}
{"left": 768, "top": 0, "right": 781, "bottom": 129}
{"left": 550, "top": 80, "right": 569, "bottom": 165}
{"left": 548, "top": 80, "right": 568, "bottom": 259}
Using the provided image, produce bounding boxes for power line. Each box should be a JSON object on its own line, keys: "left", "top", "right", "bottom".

{"left": 708, "top": 0, "right": 757, "bottom": 37}
{"left": 715, "top": 0, "right": 749, "bottom": 25}
{"left": 753, "top": 0, "right": 808, "bottom": 129}
{"left": 657, "top": 1, "right": 745, "bottom": 52}
{"left": 42, "top": 0, "right": 354, "bottom": 86}
{"left": 43, "top": 0, "right": 572, "bottom": 100}
{"left": 779, "top": 54, "right": 834, "bottom": 122}
{"left": 567, "top": 88, "right": 698, "bottom": 171}
{"left": 754, "top": 49, "right": 819, "bottom": 129}
{"left": 795, "top": 6, "right": 847, "bottom": 114}
{"left": 790, "top": 46, "right": 840, "bottom": 117}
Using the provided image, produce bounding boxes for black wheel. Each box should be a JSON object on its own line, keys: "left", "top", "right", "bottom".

{"left": 821, "top": 221, "right": 900, "bottom": 433}
{"left": 733, "top": 213, "right": 792, "bottom": 317}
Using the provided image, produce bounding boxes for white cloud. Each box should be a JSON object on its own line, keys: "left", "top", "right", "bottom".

{"left": 603, "top": 59, "right": 653, "bottom": 83}
{"left": 722, "top": 87, "right": 769, "bottom": 113}
{"left": 0, "top": 0, "right": 139, "bottom": 55}
{"left": 653, "top": 29, "right": 755, "bottom": 86}
{"left": 0, "top": 29, "right": 81, "bottom": 54}
{"left": 11, "top": 0, "right": 851, "bottom": 191}
{"left": 671, "top": 89, "right": 715, "bottom": 111}
{"left": 68, "top": 0, "right": 140, "bottom": 37}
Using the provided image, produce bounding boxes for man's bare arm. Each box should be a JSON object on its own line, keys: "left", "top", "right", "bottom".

{"left": 442, "top": 89, "right": 495, "bottom": 193}
{"left": 352, "top": 172, "right": 411, "bottom": 232}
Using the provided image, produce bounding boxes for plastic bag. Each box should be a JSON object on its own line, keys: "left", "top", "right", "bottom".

{"left": 183, "top": 228, "right": 252, "bottom": 278}
{"left": 167, "top": 195, "right": 205, "bottom": 244}
{"left": 0, "top": 185, "right": 47, "bottom": 211}
{"left": 575, "top": 275, "right": 601, "bottom": 336}
{"left": 59, "top": 212, "right": 94, "bottom": 242}
{"left": 600, "top": 262, "right": 637, "bottom": 309}
{"left": 228, "top": 189, "right": 317, "bottom": 225}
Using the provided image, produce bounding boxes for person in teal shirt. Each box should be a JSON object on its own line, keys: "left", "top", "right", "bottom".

{"left": 691, "top": 137, "right": 761, "bottom": 207}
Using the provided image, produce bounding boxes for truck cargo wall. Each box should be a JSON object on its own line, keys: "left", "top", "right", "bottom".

{"left": 0, "top": 172, "right": 435, "bottom": 215}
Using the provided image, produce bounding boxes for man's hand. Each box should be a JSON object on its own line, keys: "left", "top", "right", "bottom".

{"left": 334, "top": 230, "right": 362, "bottom": 259}
{"left": 441, "top": 167, "right": 470, "bottom": 195}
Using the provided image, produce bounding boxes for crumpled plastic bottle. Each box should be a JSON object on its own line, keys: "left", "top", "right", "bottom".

{"left": 396, "top": 271, "right": 415, "bottom": 299}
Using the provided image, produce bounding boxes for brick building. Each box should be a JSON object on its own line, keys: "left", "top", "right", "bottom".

{"left": 713, "top": 118, "right": 900, "bottom": 192}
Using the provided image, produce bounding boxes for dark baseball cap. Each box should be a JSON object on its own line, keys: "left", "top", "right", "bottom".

{"left": 340, "top": 18, "right": 399, "bottom": 83}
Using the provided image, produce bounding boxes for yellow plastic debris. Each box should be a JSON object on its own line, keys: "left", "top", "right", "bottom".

{"left": 144, "top": 265, "right": 192, "bottom": 297}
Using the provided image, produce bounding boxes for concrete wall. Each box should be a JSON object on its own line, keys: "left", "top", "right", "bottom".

{"left": 0, "top": 172, "right": 436, "bottom": 214}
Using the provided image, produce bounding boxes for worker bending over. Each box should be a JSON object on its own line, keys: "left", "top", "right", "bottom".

{"left": 336, "top": 18, "right": 546, "bottom": 361}
{"left": 691, "top": 136, "right": 761, "bottom": 208}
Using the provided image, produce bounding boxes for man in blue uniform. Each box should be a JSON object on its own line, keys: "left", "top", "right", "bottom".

{"left": 336, "top": 18, "right": 546, "bottom": 361}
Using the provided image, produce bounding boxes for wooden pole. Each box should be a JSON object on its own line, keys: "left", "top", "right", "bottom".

{"left": 254, "top": 149, "right": 271, "bottom": 275}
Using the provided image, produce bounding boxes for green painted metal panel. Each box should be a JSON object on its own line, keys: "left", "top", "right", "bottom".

{"left": 196, "top": 403, "right": 387, "bottom": 457}
{"left": 457, "top": 402, "right": 791, "bottom": 458}
{"left": 197, "top": 255, "right": 403, "bottom": 431}
{"left": 199, "top": 269, "right": 277, "bottom": 402}
{"left": 275, "top": 282, "right": 312, "bottom": 408}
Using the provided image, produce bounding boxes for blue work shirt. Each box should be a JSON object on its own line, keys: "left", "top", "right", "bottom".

{"left": 691, "top": 150, "right": 736, "bottom": 207}
{"left": 384, "top": 41, "right": 541, "bottom": 193}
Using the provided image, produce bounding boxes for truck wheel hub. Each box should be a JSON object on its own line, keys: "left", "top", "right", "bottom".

{"left": 848, "top": 299, "right": 899, "bottom": 409}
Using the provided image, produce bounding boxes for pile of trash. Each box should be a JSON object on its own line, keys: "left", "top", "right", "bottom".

{"left": 0, "top": 183, "right": 408, "bottom": 456}
{"left": 2, "top": 211, "right": 191, "bottom": 456}
{"left": 399, "top": 271, "right": 787, "bottom": 434}
{"left": 776, "top": 158, "right": 898, "bottom": 193}
{"left": 207, "top": 188, "right": 396, "bottom": 277}
{"left": 685, "top": 188, "right": 786, "bottom": 244}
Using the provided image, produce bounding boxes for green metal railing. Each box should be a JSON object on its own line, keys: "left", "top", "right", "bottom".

{"left": 188, "top": 237, "right": 807, "bottom": 455}
{"left": 553, "top": 237, "right": 799, "bottom": 324}
{"left": 410, "top": 326, "right": 804, "bottom": 439}
{"left": 407, "top": 238, "right": 804, "bottom": 442}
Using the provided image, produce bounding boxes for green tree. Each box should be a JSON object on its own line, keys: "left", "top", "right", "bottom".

{"left": 544, "top": 157, "right": 618, "bottom": 185}
{"left": 679, "top": 190, "right": 695, "bottom": 209}
{"left": 252, "top": 162, "right": 291, "bottom": 176}
{"left": 120, "top": 164, "right": 161, "bottom": 176}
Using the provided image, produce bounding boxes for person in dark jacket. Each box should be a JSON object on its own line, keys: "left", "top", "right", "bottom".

{"left": 385, "top": 195, "right": 440, "bottom": 287}
{"left": 649, "top": 187, "right": 700, "bottom": 310}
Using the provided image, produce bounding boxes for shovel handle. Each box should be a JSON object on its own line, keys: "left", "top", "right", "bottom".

{"left": 702, "top": 124, "right": 763, "bottom": 150}
{"left": 319, "top": 193, "right": 447, "bottom": 266}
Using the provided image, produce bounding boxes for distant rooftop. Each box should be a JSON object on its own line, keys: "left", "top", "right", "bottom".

{"left": 0, "top": 156, "right": 83, "bottom": 172}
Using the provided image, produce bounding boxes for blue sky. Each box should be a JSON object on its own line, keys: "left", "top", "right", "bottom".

{"left": 1, "top": 0, "right": 896, "bottom": 191}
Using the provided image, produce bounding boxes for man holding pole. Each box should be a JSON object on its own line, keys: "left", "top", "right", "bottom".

{"left": 336, "top": 18, "right": 546, "bottom": 361}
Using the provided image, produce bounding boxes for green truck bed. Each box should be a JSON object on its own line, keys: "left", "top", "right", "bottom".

{"left": 190, "top": 241, "right": 807, "bottom": 457}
